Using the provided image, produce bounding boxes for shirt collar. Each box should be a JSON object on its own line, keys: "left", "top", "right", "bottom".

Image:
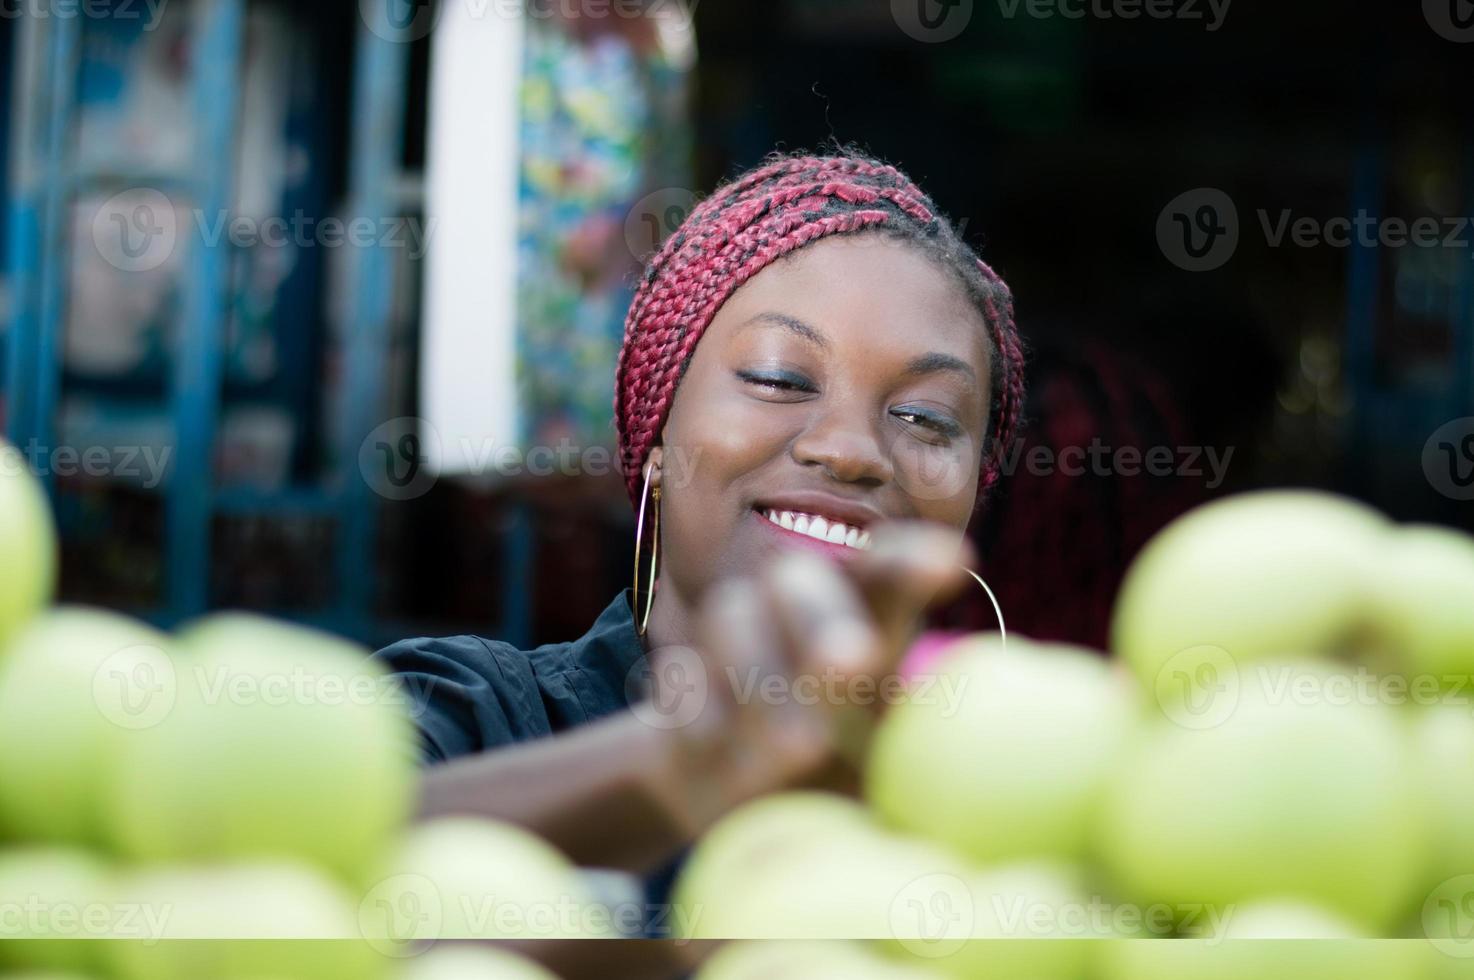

{"left": 569, "top": 587, "right": 648, "bottom": 683}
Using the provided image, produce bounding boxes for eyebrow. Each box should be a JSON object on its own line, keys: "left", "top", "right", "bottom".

{"left": 905, "top": 351, "right": 977, "bottom": 383}
{"left": 741, "top": 312, "right": 830, "bottom": 350}
{"left": 742, "top": 310, "right": 978, "bottom": 383}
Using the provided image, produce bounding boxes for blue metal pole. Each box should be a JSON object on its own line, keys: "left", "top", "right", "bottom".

{"left": 335, "top": 6, "right": 411, "bottom": 635}
{"left": 3, "top": 15, "right": 48, "bottom": 447}
{"left": 166, "top": 0, "right": 244, "bottom": 620}
{"left": 28, "top": 13, "right": 80, "bottom": 488}
{"left": 3, "top": 14, "right": 72, "bottom": 457}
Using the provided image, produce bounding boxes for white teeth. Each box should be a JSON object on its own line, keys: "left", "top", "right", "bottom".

{"left": 761, "top": 508, "right": 871, "bottom": 550}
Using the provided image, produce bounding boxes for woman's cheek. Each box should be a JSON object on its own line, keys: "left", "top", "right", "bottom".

{"left": 892, "top": 434, "right": 977, "bottom": 506}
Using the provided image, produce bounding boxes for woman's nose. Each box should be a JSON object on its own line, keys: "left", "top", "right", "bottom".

{"left": 790, "top": 407, "right": 894, "bottom": 486}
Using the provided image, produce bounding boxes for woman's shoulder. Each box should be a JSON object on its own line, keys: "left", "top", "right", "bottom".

{"left": 370, "top": 591, "right": 645, "bottom": 763}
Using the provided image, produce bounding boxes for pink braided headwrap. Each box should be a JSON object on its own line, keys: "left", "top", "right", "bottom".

{"left": 614, "top": 151, "right": 1025, "bottom": 509}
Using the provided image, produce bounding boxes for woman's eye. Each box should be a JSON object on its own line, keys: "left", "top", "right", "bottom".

{"left": 893, "top": 408, "right": 963, "bottom": 440}
{"left": 737, "top": 370, "right": 816, "bottom": 394}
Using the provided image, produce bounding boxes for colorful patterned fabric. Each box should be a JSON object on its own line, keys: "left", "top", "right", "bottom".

{"left": 516, "top": 19, "right": 693, "bottom": 451}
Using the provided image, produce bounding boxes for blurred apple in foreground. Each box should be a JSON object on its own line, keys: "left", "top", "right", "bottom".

{"left": 1410, "top": 704, "right": 1474, "bottom": 892}
{"left": 1097, "top": 662, "right": 1425, "bottom": 931}
{"left": 1111, "top": 491, "right": 1387, "bottom": 699}
{"left": 0, "top": 848, "right": 115, "bottom": 973}
{"left": 108, "top": 615, "right": 416, "bottom": 883}
{"left": 890, "top": 862, "right": 1106, "bottom": 980}
{"left": 0, "top": 440, "right": 56, "bottom": 651}
{"left": 1373, "top": 525, "right": 1474, "bottom": 683}
{"left": 362, "top": 817, "right": 616, "bottom": 944}
{"left": 867, "top": 636, "right": 1136, "bottom": 863}
{"left": 398, "top": 945, "right": 560, "bottom": 980}
{"left": 678, "top": 816, "right": 964, "bottom": 941}
{"left": 0, "top": 610, "right": 172, "bottom": 845}
{"left": 674, "top": 792, "right": 876, "bottom": 921}
{"left": 105, "top": 862, "right": 381, "bottom": 980}
{"left": 1097, "top": 900, "right": 1424, "bottom": 980}
{"left": 696, "top": 940, "right": 942, "bottom": 979}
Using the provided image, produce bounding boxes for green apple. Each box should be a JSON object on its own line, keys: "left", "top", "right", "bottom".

{"left": 105, "top": 861, "right": 384, "bottom": 980}
{"left": 1096, "top": 662, "right": 1426, "bottom": 931}
{"left": 0, "top": 609, "right": 173, "bottom": 844}
{"left": 361, "top": 817, "right": 616, "bottom": 945}
{"left": 1097, "top": 900, "right": 1424, "bottom": 980}
{"left": 890, "top": 862, "right": 1104, "bottom": 980}
{"left": 1373, "top": 525, "right": 1474, "bottom": 683}
{"left": 866, "top": 635, "right": 1137, "bottom": 863}
{"left": 0, "top": 848, "right": 115, "bottom": 973}
{"left": 1410, "top": 704, "right": 1474, "bottom": 892}
{"left": 399, "top": 945, "right": 560, "bottom": 980}
{"left": 107, "top": 614, "right": 417, "bottom": 884}
{"left": 0, "top": 440, "right": 56, "bottom": 652}
{"left": 674, "top": 792, "right": 877, "bottom": 922}
{"left": 697, "top": 941, "right": 942, "bottom": 979}
{"left": 681, "top": 818, "right": 968, "bottom": 941}
{"left": 1111, "top": 491, "right": 1388, "bottom": 702}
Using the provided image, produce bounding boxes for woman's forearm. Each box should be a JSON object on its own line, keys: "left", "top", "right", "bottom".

{"left": 414, "top": 710, "right": 714, "bottom": 874}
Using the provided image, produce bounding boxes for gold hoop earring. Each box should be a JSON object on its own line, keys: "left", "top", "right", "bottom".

{"left": 633, "top": 470, "right": 661, "bottom": 637}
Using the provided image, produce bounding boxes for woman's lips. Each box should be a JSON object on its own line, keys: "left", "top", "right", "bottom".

{"left": 751, "top": 507, "right": 871, "bottom": 559}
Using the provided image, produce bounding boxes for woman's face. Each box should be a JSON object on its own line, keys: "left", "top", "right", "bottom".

{"left": 651, "top": 233, "right": 993, "bottom": 607}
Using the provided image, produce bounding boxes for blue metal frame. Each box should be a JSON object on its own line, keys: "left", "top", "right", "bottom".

{"left": 5, "top": 1, "right": 538, "bottom": 647}
{"left": 165, "top": 0, "right": 245, "bottom": 619}
{"left": 4, "top": 14, "right": 77, "bottom": 456}
{"left": 334, "top": 11, "right": 413, "bottom": 633}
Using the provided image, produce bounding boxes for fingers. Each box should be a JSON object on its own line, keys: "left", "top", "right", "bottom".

{"left": 694, "top": 577, "right": 829, "bottom": 771}
{"left": 764, "top": 552, "right": 883, "bottom": 679}
{"left": 848, "top": 521, "right": 977, "bottom": 624}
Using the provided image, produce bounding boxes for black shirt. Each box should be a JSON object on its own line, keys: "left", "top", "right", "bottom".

{"left": 374, "top": 589, "right": 648, "bottom": 764}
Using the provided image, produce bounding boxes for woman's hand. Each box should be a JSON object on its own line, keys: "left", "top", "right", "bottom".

{"left": 648, "top": 522, "right": 976, "bottom": 834}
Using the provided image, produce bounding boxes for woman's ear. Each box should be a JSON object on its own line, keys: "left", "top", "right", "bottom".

{"left": 645, "top": 447, "right": 664, "bottom": 491}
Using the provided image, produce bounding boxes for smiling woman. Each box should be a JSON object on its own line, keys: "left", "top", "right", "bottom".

{"left": 374, "top": 149, "right": 1025, "bottom": 950}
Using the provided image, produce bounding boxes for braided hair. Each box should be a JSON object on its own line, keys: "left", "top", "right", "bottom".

{"left": 614, "top": 149, "right": 1026, "bottom": 509}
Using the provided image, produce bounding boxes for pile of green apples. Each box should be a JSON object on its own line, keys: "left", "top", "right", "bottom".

{"left": 0, "top": 440, "right": 613, "bottom": 979}
{"left": 678, "top": 490, "right": 1474, "bottom": 980}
